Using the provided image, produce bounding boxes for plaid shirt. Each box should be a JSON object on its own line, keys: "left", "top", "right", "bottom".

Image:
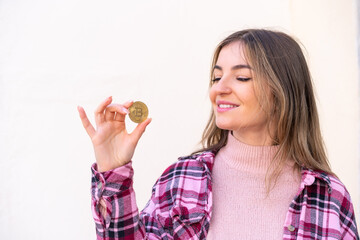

{"left": 91, "top": 151, "right": 359, "bottom": 239}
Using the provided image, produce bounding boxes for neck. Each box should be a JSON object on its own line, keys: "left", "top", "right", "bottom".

{"left": 215, "top": 131, "right": 281, "bottom": 173}
{"left": 232, "top": 127, "right": 275, "bottom": 146}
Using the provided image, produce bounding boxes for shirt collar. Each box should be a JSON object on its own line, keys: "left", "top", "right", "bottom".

{"left": 301, "top": 167, "right": 332, "bottom": 189}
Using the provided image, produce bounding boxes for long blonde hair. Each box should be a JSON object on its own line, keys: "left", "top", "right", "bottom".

{"left": 195, "top": 29, "right": 334, "bottom": 186}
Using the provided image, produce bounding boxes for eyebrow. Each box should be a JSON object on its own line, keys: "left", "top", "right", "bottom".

{"left": 213, "top": 64, "right": 252, "bottom": 71}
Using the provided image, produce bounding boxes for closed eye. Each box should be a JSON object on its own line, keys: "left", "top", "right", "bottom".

{"left": 237, "top": 77, "right": 251, "bottom": 82}
{"left": 211, "top": 77, "right": 221, "bottom": 83}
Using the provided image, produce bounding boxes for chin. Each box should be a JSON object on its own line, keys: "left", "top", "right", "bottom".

{"left": 215, "top": 120, "right": 234, "bottom": 131}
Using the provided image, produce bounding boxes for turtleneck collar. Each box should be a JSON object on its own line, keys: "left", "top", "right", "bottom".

{"left": 215, "top": 131, "right": 281, "bottom": 173}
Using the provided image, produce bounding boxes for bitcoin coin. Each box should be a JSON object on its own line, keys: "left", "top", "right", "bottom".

{"left": 128, "top": 101, "right": 148, "bottom": 123}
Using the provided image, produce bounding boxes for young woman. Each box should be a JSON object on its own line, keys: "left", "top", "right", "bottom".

{"left": 78, "top": 29, "right": 359, "bottom": 239}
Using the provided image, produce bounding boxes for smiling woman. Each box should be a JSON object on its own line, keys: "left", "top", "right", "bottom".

{"left": 209, "top": 42, "right": 270, "bottom": 146}
{"left": 78, "top": 29, "right": 359, "bottom": 239}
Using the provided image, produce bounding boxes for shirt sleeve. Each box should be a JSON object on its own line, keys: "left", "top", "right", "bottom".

{"left": 90, "top": 162, "right": 174, "bottom": 240}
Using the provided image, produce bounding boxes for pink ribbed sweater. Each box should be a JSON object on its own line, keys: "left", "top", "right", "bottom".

{"left": 207, "top": 132, "right": 301, "bottom": 239}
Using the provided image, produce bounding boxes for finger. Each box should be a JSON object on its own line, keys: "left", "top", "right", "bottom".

{"left": 106, "top": 104, "right": 130, "bottom": 114}
{"left": 95, "top": 96, "right": 112, "bottom": 126}
{"left": 114, "top": 112, "right": 122, "bottom": 121}
{"left": 115, "top": 101, "right": 132, "bottom": 121}
{"left": 123, "top": 100, "right": 134, "bottom": 108}
{"left": 77, "top": 106, "right": 96, "bottom": 138}
{"left": 106, "top": 104, "right": 130, "bottom": 122}
{"left": 131, "top": 118, "right": 152, "bottom": 143}
{"left": 105, "top": 109, "right": 115, "bottom": 121}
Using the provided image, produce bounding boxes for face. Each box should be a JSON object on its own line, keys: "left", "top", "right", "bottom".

{"left": 209, "top": 41, "right": 272, "bottom": 145}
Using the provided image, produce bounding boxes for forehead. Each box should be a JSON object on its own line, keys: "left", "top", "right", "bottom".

{"left": 216, "top": 41, "right": 249, "bottom": 66}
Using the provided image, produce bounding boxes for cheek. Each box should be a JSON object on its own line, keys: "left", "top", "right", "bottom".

{"left": 240, "top": 86, "right": 259, "bottom": 108}
{"left": 209, "top": 86, "right": 216, "bottom": 104}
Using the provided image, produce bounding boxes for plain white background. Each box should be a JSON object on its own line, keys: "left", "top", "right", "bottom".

{"left": 0, "top": 0, "right": 359, "bottom": 239}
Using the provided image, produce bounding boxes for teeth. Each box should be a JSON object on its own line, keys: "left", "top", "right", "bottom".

{"left": 218, "top": 104, "right": 238, "bottom": 108}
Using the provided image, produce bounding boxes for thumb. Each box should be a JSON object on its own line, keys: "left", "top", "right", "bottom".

{"left": 131, "top": 118, "right": 152, "bottom": 143}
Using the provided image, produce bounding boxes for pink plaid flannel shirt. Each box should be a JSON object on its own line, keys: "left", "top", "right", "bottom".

{"left": 91, "top": 151, "right": 359, "bottom": 239}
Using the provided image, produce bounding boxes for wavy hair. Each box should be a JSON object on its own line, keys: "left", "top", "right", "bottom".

{"left": 194, "top": 29, "right": 334, "bottom": 188}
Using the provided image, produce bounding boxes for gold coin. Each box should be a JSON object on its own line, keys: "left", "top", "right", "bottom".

{"left": 128, "top": 101, "right": 148, "bottom": 123}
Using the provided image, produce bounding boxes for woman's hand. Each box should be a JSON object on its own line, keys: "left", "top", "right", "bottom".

{"left": 77, "top": 96, "right": 152, "bottom": 172}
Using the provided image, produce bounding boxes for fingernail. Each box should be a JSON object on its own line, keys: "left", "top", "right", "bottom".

{"left": 122, "top": 107, "right": 129, "bottom": 114}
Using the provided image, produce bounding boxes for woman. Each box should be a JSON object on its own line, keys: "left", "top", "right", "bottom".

{"left": 78, "top": 29, "right": 359, "bottom": 239}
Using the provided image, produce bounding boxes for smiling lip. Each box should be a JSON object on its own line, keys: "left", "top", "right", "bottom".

{"left": 216, "top": 100, "right": 239, "bottom": 113}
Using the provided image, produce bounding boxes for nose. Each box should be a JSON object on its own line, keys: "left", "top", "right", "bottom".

{"left": 212, "top": 77, "right": 232, "bottom": 95}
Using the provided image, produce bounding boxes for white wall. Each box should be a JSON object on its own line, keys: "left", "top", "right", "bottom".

{"left": 0, "top": 0, "right": 358, "bottom": 238}
{"left": 290, "top": 0, "right": 360, "bottom": 225}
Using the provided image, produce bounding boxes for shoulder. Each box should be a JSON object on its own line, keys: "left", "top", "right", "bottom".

{"left": 149, "top": 151, "right": 215, "bottom": 204}
{"left": 299, "top": 169, "right": 359, "bottom": 238}
{"left": 303, "top": 168, "right": 354, "bottom": 205}
{"left": 326, "top": 174, "right": 356, "bottom": 215}
{"left": 141, "top": 152, "right": 215, "bottom": 235}
{"left": 157, "top": 151, "right": 215, "bottom": 183}
{"left": 303, "top": 169, "right": 355, "bottom": 225}
{"left": 143, "top": 151, "right": 215, "bottom": 216}
{"left": 327, "top": 174, "right": 351, "bottom": 196}
{"left": 325, "top": 174, "right": 358, "bottom": 237}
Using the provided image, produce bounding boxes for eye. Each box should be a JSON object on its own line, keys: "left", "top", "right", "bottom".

{"left": 236, "top": 77, "right": 251, "bottom": 82}
{"left": 211, "top": 77, "right": 221, "bottom": 83}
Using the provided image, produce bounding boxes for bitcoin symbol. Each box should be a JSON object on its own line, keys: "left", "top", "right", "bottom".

{"left": 135, "top": 107, "right": 142, "bottom": 117}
